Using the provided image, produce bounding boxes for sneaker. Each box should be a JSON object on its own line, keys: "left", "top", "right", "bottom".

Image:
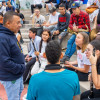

{"left": 60, "top": 55, "right": 70, "bottom": 64}
{"left": 30, "top": 14, "right": 33, "bottom": 17}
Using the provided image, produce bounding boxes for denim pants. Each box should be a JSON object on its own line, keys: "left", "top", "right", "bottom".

{"left": 0, "top": 76, "right": 24, "bottom": 100}
{"left": 65, "top": 32, "right": 89, "bottom": 58}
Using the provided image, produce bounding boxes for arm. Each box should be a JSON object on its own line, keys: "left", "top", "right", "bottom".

{"left": 89, "top": 54, "right": 100, "bottom": 89}
{"left": 28, "top": 41, "right": 36, "bottom": 58}
{"left": 56, "top": 15, "right": 60, "bottom": 31}
{"left": 91, "top": 65, "right": 100, "bottom": 89}
{"left": 93, "top": 15, "right": 97, "bottom": 29}
{"left": 69, "top": 14, "right": 74, "bottom": 30}
{"left": 71, "top": 64, "right": 90, "bottom": 73}
{"left": 78, "top": 14, "right": 90, "bottom": 31}
{"left": 0, "top": 39, "right": 25, "bottom": 75}
{"left": 87, "top": 0, "right": 92, "bottom": 7}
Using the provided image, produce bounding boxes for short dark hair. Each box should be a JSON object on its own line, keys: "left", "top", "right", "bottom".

{"left": 29, "top": 28, "right": 37, "bottom": 34}
{"left": 90, "top": 40, "right": 100, "bottom": 51}
{"left": 3, "top": 11, "right": 19, "bottom": 25}
{"left": 59, "top": 4, "right": 66, "bottom": 9}
{"left": 49, "top": 7, "right": 56, "bottom": 13}
{"left": 2, "top": 1, "right": 6, "bottom": 4}
{"left": 45, "top": 40, "right": 61, "bottom": 64}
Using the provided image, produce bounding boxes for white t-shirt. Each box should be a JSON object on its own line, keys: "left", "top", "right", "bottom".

{"left": 1, "top": 6, "right": 6, "bottom": 15}
{"left": 48, "top": 12, "right": 59, "bottom": 27}
{"left": 77, "top": 50, "right": 91, "bottom": 72}
{"left": 39, "top": 41, "right": 47, "bottom": 61}
{"left": 32, "top": 0, "right": 42, "bottom": 5}
{"left": 34, "top": 15, "right": 46, "bottom": 28}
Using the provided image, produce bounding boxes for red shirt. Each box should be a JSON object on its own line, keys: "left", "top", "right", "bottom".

{"left": 69, "top": 11, "right": 91, "bottom": 32}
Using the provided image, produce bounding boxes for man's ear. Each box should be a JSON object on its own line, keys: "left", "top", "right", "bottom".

{"left": 60, "top": 52, "right": 63, "bottom": 59}
{"left": 43, "top": 52, "right": 46, "bottom": 58}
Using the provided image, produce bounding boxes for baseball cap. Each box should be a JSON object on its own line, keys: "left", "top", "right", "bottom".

{"left": 71, "top": 2, "right": 80, "bottom": 8}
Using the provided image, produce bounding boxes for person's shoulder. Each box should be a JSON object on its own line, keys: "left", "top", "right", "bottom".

{"left": 81, "top": 11, "right": 89, "bottom": 16}
{"left": 31, "top": 71, "right": 45, "bottom": 80}
{"left": 40, "top": 14, "right": 45, "bottom": 18}
{"left": 64, "top": 69, "right": 78, "bottom": 77}
{"left": 65, "top": 12, "right": 70, "bottom": 16}
{"left": 35, "top": 36, "right": 41, "bottom": 41}
{"left": 56, "top": 12, "right": 60, "bottom": 15}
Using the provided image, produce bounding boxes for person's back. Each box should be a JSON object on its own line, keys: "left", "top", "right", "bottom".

{"left": 27, "top": 40, "right": 80, "bottom": 100}
{"left": 27, "top": 69, "right": 80, "bottom": 100}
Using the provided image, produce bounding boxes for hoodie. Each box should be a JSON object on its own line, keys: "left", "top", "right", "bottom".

{"left": 0, "top": 25, "right": 25, "bottom": 81}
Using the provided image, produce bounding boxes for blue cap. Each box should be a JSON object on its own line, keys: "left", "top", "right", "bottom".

{"left": 71, "top": 2, "right": 80, "bottom": 8}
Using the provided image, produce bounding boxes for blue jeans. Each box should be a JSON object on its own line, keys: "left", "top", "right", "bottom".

{"left": 65, "top": 32, "right": 89, "bottom": 58}
{"left": 0, "top": 76, "right": 24, "bottom": 100}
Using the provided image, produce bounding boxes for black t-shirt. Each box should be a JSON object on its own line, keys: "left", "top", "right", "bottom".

{"left": 97, "top": 58, "right": 100, "bottom": 74}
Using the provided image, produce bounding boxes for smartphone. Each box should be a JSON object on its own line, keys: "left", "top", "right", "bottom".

{"left": 93, "top": 48, "right": 95, "bottom": 57}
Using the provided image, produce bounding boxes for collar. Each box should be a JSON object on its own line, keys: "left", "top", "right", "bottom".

{"left": 45, "top": 64, "right": 62, "bottom": 70}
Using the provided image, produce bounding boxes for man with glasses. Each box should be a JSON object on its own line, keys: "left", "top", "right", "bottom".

{"left": 32, "top": 8, "right": 46, "bottom": 36}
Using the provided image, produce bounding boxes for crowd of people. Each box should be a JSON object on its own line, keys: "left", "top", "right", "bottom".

{"left": 0, "top": 0, "right": 100, "bottom": 100}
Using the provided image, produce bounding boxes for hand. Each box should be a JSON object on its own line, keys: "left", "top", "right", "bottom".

{"left": 89, "top": 53, "right": 97, "bottom": 66}
{"left": 45, "top": 23, "right": 50, "bottom": 27}
{"left": 36, "top": 24, "right": 40, "bottom": 27}
{"left": 35, "top": 51, "right": 40, "bottom": 56}
{"left": 88, "top": 73, "right": 91, "bottom": 81}
{"left": 25, "top": 55, "right": 29, "bottom": 60}
{"left": 56, "top": 30, "right": 59, "bottom": 35}
{"left": 68, "top": 8, "right": 71, "bottom": 11}
{"left": 27, "top": 57, "right": 32, "bottom": 62}
{"left": 64, "top": 61, "right": 73, "bottom": 68}
{"left": 73, "top": 26, "right": 78, "bottom": 32}
{"left": 50, "top": 2, "right": 53, "bottom": 6}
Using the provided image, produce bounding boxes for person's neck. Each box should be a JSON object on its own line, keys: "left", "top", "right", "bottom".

{"left": 62, "top": 12, "right": 66, "bottom": 15}
{"left": 77, "top": 10, "right": 81, "bottom": 16}
{"left": 79, "top": 45, "right": 82, "bottom": 49}
{"left": 37, "top": 14, "right": 40, "bottom": 18}
{"left": 45, "top": 61, "right": 65, "bottom": 73}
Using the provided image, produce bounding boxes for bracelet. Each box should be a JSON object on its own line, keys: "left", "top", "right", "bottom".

{"left": 91, "top": 64, "right": 96, "bottom": 66}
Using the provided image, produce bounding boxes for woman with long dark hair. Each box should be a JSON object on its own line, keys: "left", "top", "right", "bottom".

{"left": 81, "top": 39, "right": 100, "bottom": 99}
{"left": 31, "top": 29, "right": 51, "bottom": 75}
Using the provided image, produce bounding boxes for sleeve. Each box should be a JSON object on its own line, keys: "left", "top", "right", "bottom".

{"left": 87, "top": 0, "right": 92, "bottom": 7}
{"left": 28, "top": 41, "right": 36, "bottom": 58}
{"left": 0, "top": 39, "right": 25, "bottom": 75}
{"left": 27, "top": 76, "right": 37, "bottom": 100}
{"left": 78, "top": 14, "right": 90, "bottom": 31}
{"left": 56, "top": 15, "right": 60, "bottom": 30}
{"left": 69, "top": 14, "right": 74, "bottom": 30}
{"left": 48, "top": 15, "right": 51, "bottom": 23}
{"left": 74, "top": 73, "right": 80, "bottom": 96}
{"left": 60, "top": 13, "right": 70, "bottom": 31}
{"left": 42, "top": 16, "right": 46, "bottom": 23}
